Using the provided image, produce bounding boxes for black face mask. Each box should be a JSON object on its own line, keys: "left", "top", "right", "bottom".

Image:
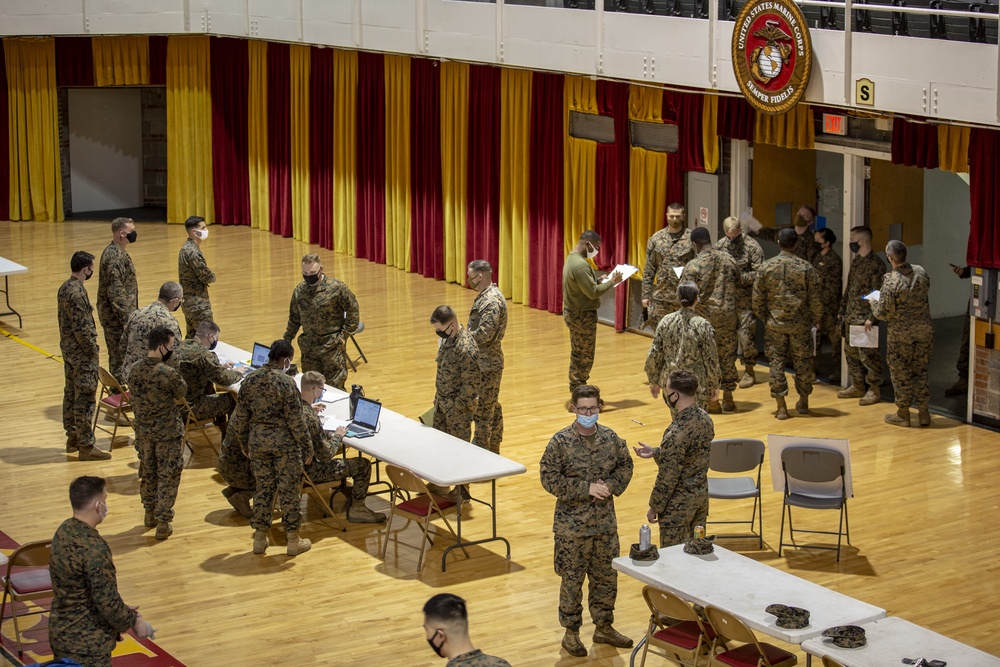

{"left": 161, "top": 347, "right": 173, "bottom": 363}
{"left": 435, "top": 329, "right": 450, "bottom": 340}
{"left": 172, "top": 301, "right": 181, "bottom": 312}
{"left": 427, "top": 632, "right": 445, "bottom": 658}
{"left": 125, "top": 230, "right": 138, "bottom": 243}
{"left": 84, "top": 268, "right": 93, "bottom": 281}
{"left": 849, "top": 242, "right": 861, "bottom": 254}
{"left": 666, "top": 391, "right": 680, "bottom": 409}
{"left": 209, "top": 338, "right": 218, "bottom": 351}
{"left": 303, "top": 273, "right": 321, "bottom": 286}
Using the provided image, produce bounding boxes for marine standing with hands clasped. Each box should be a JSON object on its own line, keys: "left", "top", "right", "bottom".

{"left": 716, "top": 216, "right": 765, "bottom": 389}
{"left": 467, "top": 260, "right": 508, "bottom": 454}
{"left": 178, "top": 216, "right": 216, "bottom": 338}
{"left": 97, "top": 217, "right": 138, "bottom": 382}
{"left": 642, "top": 203, "right": 696, "bottom": 330}
{"left": 838, "top": 226, "right": 886, "bottom": 406}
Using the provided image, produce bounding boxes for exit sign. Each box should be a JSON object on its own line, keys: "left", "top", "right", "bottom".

{"left": 823, "top": 113, "right": 848, "bottom": 136}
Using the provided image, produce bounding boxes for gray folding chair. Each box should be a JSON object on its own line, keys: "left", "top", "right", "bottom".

{"left": 778, "top": 446, "right": 850, "bottom": 561}
{"left": 707, "top": 439, "right": 764, "bottom": 548}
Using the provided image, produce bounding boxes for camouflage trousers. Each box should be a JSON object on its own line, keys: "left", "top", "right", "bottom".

{"left": 816, "top": 313, "right": 842, "bottom": 375}
{"left": 473, "top": 358, "right": 504, "bottom": 453}
{"left": 53, "top": 647, "right": 113, "bottom": 667}
{"left": 181, "top": 295, "right": 214, "bottom": 339}
{"left": 191, "top": 392, "right": 236, "bottom": 421}
{"left": 218, "top": 439, "right": 255, "bottom": 492}
{"left": 250, "top": 447, "right": 304, "bottom": 532}
{"left": 563, "top": 309, "right": 597, "bottom": 392}
{"left": 656, "top": 493, "right": 708, "bottom": 548}
{"left": 764, "top": 329, "right": 816, "bottom": 397}
{"left": 300, "top": 335, "right": 349, "bottom": 391}
{"left": 137, "top": 430, "right": 185, "bottom": 523}
{"left": 710, "top": 317, "right": 740, "bottom": 392}
{"left": 845, "top": 324, "right": 883, "bottom": 388}
{"left": 736, "top": 305, "right": 758, "bottom": 366}
{"left": 102, "top": 322, "right": 126, "bottom": 381}
{"left": 648, "top": 298, "right": 679, "bottom": 332}
{"left": 887, "top": 332, "right": 932, "bottom": 409}
{"left": 307, "top": 456, "right": 371, "bottom": 501}
{"left": 63, "top": 353, "right": 98, "bottom": 448}
{"left": 554, "top": 532, "right": 619, "bottom": 631}
{"left": 434, "top": 399, "right": 476, "bottom": 442}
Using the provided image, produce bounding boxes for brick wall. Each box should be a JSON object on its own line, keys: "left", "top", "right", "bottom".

{"left": 141, "top": 88, "right": 167, "bottom": 207}
{"left": 972, "top": 319, "right": 1000, "bottom": 420}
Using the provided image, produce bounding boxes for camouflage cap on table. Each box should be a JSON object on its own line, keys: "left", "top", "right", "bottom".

{"left": 683, "top": 535, "right": 716, "bottom": 555}
{"left": 765, "top": 603, "right": 811, "bottom": 629}
{"left": 822, "top": 625, "right": 867, "bottom": 648}
{"left": 629, "top": 543, "right": 660, "bottom": 561}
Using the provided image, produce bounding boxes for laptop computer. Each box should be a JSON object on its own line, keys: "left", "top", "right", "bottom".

{"left": 346, "top": 397, "right": 381, "bottom": 438}
{"left": 250, "top": 342, "right": 270, "bottom": 369}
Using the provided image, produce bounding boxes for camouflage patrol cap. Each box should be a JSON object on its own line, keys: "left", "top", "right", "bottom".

{"left": 766, "top": 604, "right": 811, "bottom": 629}
{"left": 683, "top": 535, "right": 715, "bottom": 555}
{"left": 629, "top": 543, "right": 659, "bottom": 561}
{"left": 822, "top": 625, "right": 867, "bottom": 648}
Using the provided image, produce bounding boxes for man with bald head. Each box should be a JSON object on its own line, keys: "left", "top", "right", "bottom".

{"left": 120, "top": 282, "right": 183, "bottom": 382}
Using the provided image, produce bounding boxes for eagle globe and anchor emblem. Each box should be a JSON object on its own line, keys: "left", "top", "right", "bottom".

{"left": 750, "top": 20, "right": 793, "bottom": 84}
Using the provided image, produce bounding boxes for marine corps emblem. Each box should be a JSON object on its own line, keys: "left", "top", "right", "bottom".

{"left": 732, "top": 0, "right": 812, "bottom": 115}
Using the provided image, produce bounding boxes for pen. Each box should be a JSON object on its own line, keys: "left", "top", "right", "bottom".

{"left": 630, "top": 418, "right": 644, "bottom": 426}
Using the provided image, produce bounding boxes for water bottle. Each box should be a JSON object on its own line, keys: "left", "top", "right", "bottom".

{"left": 639, "top": 524, "right": 651, "bottom": 550}
{"left": 349, "top": 384, "right": 364, "bottom": 419}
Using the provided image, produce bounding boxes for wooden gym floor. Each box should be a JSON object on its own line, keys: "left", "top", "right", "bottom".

{"left": 0, "top": 220, "right": 998, "bottom": 666}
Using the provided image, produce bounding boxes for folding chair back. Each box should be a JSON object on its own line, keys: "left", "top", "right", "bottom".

{"left": 640, "top": 586, "right": 715, "bottom": 667}
{"left": 93, "top": 366, "right": 133, "bottom": 445}
{"left": 707, "top": 439, "right": 764, "bottom": 547}
{"left": 778, "top": 446, "right": 850, "bottom": 561}
{"left": 347, "top": 321, "right": 368, "bottom": 372}
{"left": 705, "top": 605, "right": 797, "bottom": 667}
{"left": 0, "top": 540, "right": 53, "bottom": 656}
{"left": 300, "top": 468, "right": 347, "bottom": 532}
{"left": 782, "top": 447, "right": 844, "bottom": 484}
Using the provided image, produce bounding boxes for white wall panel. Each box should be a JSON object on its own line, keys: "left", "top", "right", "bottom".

{"left": 87, "top": 0, "right": 185, "bottom": 34}
{"left": 935, "top": 82, "right": 997, "bottom": 125}
{"left": 505, "top": 6, "right": 596, "bottom": 48}
{"left": 426, "top": 32, "right": 497, "bottom": 64}
{"left": 207, "top": 0, "right": 248, "bottom": 37}
{"left": 362, "top": 28, "right": 420, "bottom": 56}
{"left": 302, "top": 22, "right": 356, "bottom": 48}
{"left": 426, "top": 0, "right": 495, "bottom": 62}
{"left": 601, "top": 49, "right": 651, "bottom": 82}
{"left": 0, "top": 0, "right": 83, "bottom": 35}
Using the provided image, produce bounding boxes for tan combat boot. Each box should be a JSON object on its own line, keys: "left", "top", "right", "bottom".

{"left": 78, "top": 446, "right": 112, "bottom": 461}
{"left": 795, "top": 395, "right": 809, "bottom": 415}
{"left": 286, "top": 531, "right": 312, "bottom": 556}
{"left": 775, "top": 396, "right": 789, "bottom": 420}
{"left": 884, "top": 408, "right": 911, "bottom": 427}
{"left": 738, "top": 366, "right": 756, "bottom": 389}
{"left": 858, "top": 385, "right": 881, "bottom": 406}
{"left": 721, "top": 390, "right": 736, "bottom": 412}
{"left": 837, "top": 383, "right": 866, "bottom": 399}
{"left": 593, "top": 624, "right": 633, "bottom": 648}
{"left": 918, "top": 407, "right": 931, "bottom": 427}
{"left": 707, "top": 399, "right": 722, "bottom": 414}
{"left": 561, "top": 629, "right": 587, "bottom": 657}
{"left": 252, "top": 528, "right": 268, "bottom": 554}
{"left": 144, "top": 510, "right": 156, "bottom": 528}
{"left": 154, "top": 522, "right": 172, "bottom": 540}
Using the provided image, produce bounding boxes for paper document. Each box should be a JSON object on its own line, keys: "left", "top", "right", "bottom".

{"left": 739, "top": 208, "right": 762, "bottom": 233}
{"left": 321, "top": 415, "right": 351, "bottom": 431}
{"left": 863, "top": 290, "right": 881, "bottom": 302}
{"left": 673, "top": 266, "right": 684, "bottom": 278}
{"left": 600, "top": 263, "right": 639, "bottom": 283}
{"left": 849, "top": 324, "right": 879, "bottom": 348}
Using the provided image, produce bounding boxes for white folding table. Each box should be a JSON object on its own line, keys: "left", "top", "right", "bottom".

{"left": 0, "top": 257, "right": 28, "bottom": 328}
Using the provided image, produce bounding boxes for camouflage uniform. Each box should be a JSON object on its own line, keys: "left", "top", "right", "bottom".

{"left": 58, "top": 276, "right": 99, "bottom": 451}
{"left": 539, "top": 423, "right": 633, "bottom": 632}
{"left": 716, "top": 233, "right": 764, "bottom": 365}
{"left": 870, "top": 263, "right": 933, "bottom": 410}
{"left": 841, "top": 252, "right": 886, "bottom": 389}
{"left": 446, "top": 650, "right": 512, "bottom": 667}
{"left": 642, "top": 228, "right": 696, "bottom": 328}
{"left": 648, "top": 404, "right": 714, "bottom": 547}
{"left": 433, "top": 327, "right": 481, "bottom": 442}
{"left": 129, "top": 356, "right": 187, "bottom": 524}
{"left": 49, "top": 517, "right": 139, "bottom": 667}
{"left": 283, "top": 275, "right": 359, "bottom": 391}
{"left": 562, "top": 251, "right": 617, "bottom": 392}
{"left": 300, "top": 398, "right": 372, "bottom": 502}
{"left": 752, "top": 253, "right": 823, "bottom": 397}
{"left": 169, "top": 338, "right": 241, "bottom": 420}
{"left": 232, "top": 365, "right": 312, "bottom": 533}
{"left": 96, "top": 242, "right": 138, "bottom": 381}
{"left": 681, "top": 248, "right": 740, "bottom": 391}
{"left": 120, "top": 302, "right": 183, "bottom": 382}
{"left": 755, "top": 226, "right": 820, "bottom": 264}
{"left": 644, "top": 309, "right": 720, "bottom": 411}
{"left": 468, "top": 284, "right": 508, "bottom": 453}
{"left": 218, "top": 426, "right": 255, "bottom": 493}
{"left": 178, "top": 238, "right": 216, "bottom": 338}
{"left": 812, "top": 249, "right": 844, "bottom": 376}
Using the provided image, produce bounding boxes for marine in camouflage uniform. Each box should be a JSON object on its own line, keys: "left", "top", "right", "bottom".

{"left": 120, "top": 285, "right": 184, "bottom": 382}
{"left": 169, "top": 336, "right": 240, "bottom": 422}
{"left": 178, "top": 231, "right": 216, "bottom": 338}
{"left": 218, "top": 425, "right": 256, "bottom": 517}
{"left": 283, "top": 255, "right": 359, "bottom": 391}
{"left": 716, "top": 224, "right": 764, "bottom": 378}
{"left": 431, "top": 309, "right": 481, "bottom": 442}
{"left": 811, "top": 233, "right": 843, "bottom": 381}
{"left": 446, "top": 650, "right": 512, "bottom": 666}
{"left": 754, "top": 226, "right": 820, "bottom": 264}
{"left": 642, "top": 224, "right": 696, "bottom": 329}
{"left": 467, "top": 263, "right": 508, "bottom": 453}
{"left": 644, "top": 307, "right": 720, "bottom": 414}
{"left": 96, "top": 222, "right": 138, "bottom": 382}
{"left": 839, "top": 231, "right": 886, "bottom": 402}
{"left": 870, "top": 243, "right": 933, "bottom": 426}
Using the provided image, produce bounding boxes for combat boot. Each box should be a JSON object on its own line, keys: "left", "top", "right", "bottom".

{"left": 795, "top": 395, "right": 809, "bottom": 415}
{"left": 65, "top": 437, "right": 78, "bottom": 453}
{"left": 561, "top": 630, "right": 587, "bottom": 657}
{"left": 227, "top": 491, "right": 253, "bottom": 519}
{"left": 837, "top": 384, "right": 866, "bottom": 399}
{"left": 144, "top": 510, "right": 156, "bottom": 528}
{"left": 286, "top": 531, "right": 312, "bottom": 556}
{"left": 884, "top": 408, "right": 911, "bottom": 427}
{"left": 593, "top": 624, "right": 633, "bottom": 648}
{"left": 347, "top": 499, "right": 387, "bottom": 523}
{"left": 775, "top": 396, "right": 789, "bottom": 420}
{"left": 721, "top": 390, "right": 736, "bottom": 412}
{"left": 707, "top": 399, "right": 722, "bottom": 414}
{"left": 944, "top": 379, "right": 967, "bottom": 397}
{"left": 78, "top": 446, "right": 112, "bottom": 461}
{"left": 738, "top": 366, "right": 756, "bottom": 389}
{"left": 154, "top": 522, "right": 172, "bottom": 540}
{"left": 252, "top": 529, "right": 268, "bottom": 554}
{"left": 918, "top": 407, "right": 931, "bottom": 427}
{"left": 858, "top": 386, "right": 881, "bottom": 406}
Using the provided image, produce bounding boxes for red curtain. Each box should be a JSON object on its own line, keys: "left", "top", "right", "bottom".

{"left": 717, "top": 96, "right": 755, "bottom": 141}
{"left": 149, "top": 36, "right": 167, "bottom": 86}
{"left": 210, "top": 38, "right": 250, "bottom": 226}
{"left": 666, "top": 153, "right": 685, "bottom": 207}
{"left": 309, "top": 47, "right": 335, "bottom": 249}
{"left": 892, "top": 118, "right": 939, "bottom": 169}
{"left": 356, "top": 52, "right": 386, "bottom": 264}
{"left": 0, "top": 42, "right": 8, "bottom": 221}
{"left": 55, "top": 37, "right": 94, "bottom": 87}
{"left": 595, "top": 80, "right": 630, "bottom": 330}
{"left": 409, "top": 58, "right": 444, "bottom": 279}
{"left": 528, "top": 71, "right": 565, "bottom": 314}
{"left": 267, "top": 42, "right": 292, "bottom": 237}
{"left": 968, "top": 128, "right": 1000, "bottom": 268}
{"left": 465, "top": 64, "right": 501, "bottom": 282}
{"left": 664, "top": 91, "right": 705, "bottom": 172}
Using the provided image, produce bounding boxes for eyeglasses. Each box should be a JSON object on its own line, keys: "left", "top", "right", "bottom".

{"left": 575, "top": 405, "right": 600, "bottom": 414}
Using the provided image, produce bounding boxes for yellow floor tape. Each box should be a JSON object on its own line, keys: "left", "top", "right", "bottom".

{"left": 0, "top": 325, "right": 63, "bottom": 364}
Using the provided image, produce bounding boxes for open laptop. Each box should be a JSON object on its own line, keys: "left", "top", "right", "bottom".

{"left": 250, "top": 342, "right": 270, "bottom": 369}
{"left": 346, "top": 397, "right": 381, "bottom": 438}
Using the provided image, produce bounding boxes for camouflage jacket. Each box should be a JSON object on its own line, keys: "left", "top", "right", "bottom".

{"left": 681, "top": 248, "right": 739, "bottom": 327}
{"left": 468, "top": 283, "right": 507, "bottom": 367}
{"left": 644, "top": 309, "right": 720, "bottom": 393}
{"left": 870, "top": 263, "right": 933, "bottom": 338}
{"left": 752, "top": 252, "right": 823, "bottom": 334}
{"left": 299, "top": 397, "right": 340, "bottom": 464}
{"left": 540, "top": 423, "right": 634, "bottom": 537}
{"left": 57, "top": 276, "right": 98, "bottom": 356}
{"left": 128, "top": 356, "right": 187, "bottom": 438}
{"left": 841, "top": 251, "right": 886, "bottom": 324}
{"left": 178, "top": 238, "right": 215, "bottom": 300}
{"left": 642, "top": 228, "right": 696, "bottom": 309}
{"left": 168, "top": 338, "right": 242, "bottom": 404}
{"left": 648, "top": 405, "right": 714, "bottom": 514}
{"left": 811, "top": 249, "right": 843, "bottom": 319}
{"left": 49, "top": 517, "right": 138, "bottom": 660}
{"left": 446, "top": 650, "right": 512, "bottom": 667}
{"left": 231, "top": 365, "right": 312, "bottom": 461}
{"left": 756, "top": 226, "right": 820, "bottom": 264}
{"left": 715, "top": 233, "right": 764, "bottom": 308}
{"left": 96, "top": 242, "right": 138, "bottom": 327}
{"left": 120, "top": 302, "right": 183, "bottom": 381}
{"left": 283, "top": 275, "right": 359, "bottom": 348}
{"left": 435, "top": 327, "right": 480, "bottom": 413}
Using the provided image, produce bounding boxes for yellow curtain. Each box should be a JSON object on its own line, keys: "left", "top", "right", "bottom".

{"left": 755, "top": 104, "right": 815, "bottom": 150}
{"left": 384, "top": 55, "right": 412, "bottom": 271}
{"left": 702, "top": 94, "right": 719, "bottom": 174}
{"left": 938, "top": 124, "right": 970, "bottom": 173}
{"left": 93, "top": 36, "right": 148, "bottom": 86}
{"left": 333, "top": 49, "right": 357, "bottom": 255}
{"left": 5, "top": 38, "right": 62, "bottom": 222}
{"left": 247, "top": 40, "right": 269, "bottom": 231}
{"left": 628, "top": 148, "right": 668, "bottom": 271}
{"left": 563, "top": 75, "right": 597, "bottom": 257}
{"left": 500, "top": 68, "right": 532, "bottom": 304}
{"left": 440, "top": 61, "right": 469, "bottom": 284}
{"left": 166, "top": 35, "right": 214, "bottom": 223}
{"left": 629, "top": 84, "right": 663, "bottom": 122}
{"left": 290, "top": 45, "right": 310, "bottom": 242}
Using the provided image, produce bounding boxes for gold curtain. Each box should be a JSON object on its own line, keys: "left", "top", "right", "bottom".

{"left": 440, "top": 61, "right": 469, "bottom": 284}
{"left": 384, "top": 55, "right": 412, "bottom": 271}
{"left": 93, "top": 36, "right": 148, "bottom": 86}
{"left": 166, "top": 35, "right": 214, "bottom": 223}
{"left": 938, "top": 124, "right": 970, "bottom": 173}
{"left": 755, "top": 104, "right": 815, "bottom": 150}
{"left": 500, "top": 68, "right": 532, "bottom": 304}
{"left": 247, "top": 40, "right": 269, "bottom": 231}
{"left": 563, "top": 75, "right": 597, "bottom": 257}
{"left": 290, "top": 45, "right": 310, "bottom": 242}
{"left": 629, "top": 84, "right": 663, "bottom": 122}
{"left": 5, "top": 38, "right": 63, "bottom": 222}
{"left": 627, "top": 84, "right": 668, "bottom": 271}
{"left": 333, "top": 49, "right": 357, "bottom": 255}
{"left": 702, "top": 94, "right": 719, "bottom": 174}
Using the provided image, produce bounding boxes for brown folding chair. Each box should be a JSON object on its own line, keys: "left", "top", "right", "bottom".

{"left": 379, "top": 464, "right": 468, "bottom": 571}
{"left": 300, "top": 468, "right": 347, "bottom": 532}
{"left": 639, "top": 586, "right": 718, "bottom": 667}
{"left": 346, "top": 321, "right": 368, "bottom": 372}
{"left": 705, "top": 605, "right": 797, "bottom": 667}
{"left": 181, "top": 397, "right": 221, "bottom": 460}
{"left": 0, "top": 540, "right": 53, "bottom": 657}
{"left": 93, "top": 366, "right": 133, "bottom": 446}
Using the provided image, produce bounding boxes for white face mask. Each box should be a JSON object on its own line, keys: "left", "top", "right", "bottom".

{"left": 194, "top": 228, "right": 209, "bottom": 240}
{"left": 97, "top": 500, "right": 108, "bottom": 521}
{"left": 586, "top": 243, "right": 599, "bottom": 260}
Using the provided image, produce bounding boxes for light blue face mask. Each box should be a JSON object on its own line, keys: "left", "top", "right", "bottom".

{"left": 576, "top": 413, "right": 599, "bottom": 428}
